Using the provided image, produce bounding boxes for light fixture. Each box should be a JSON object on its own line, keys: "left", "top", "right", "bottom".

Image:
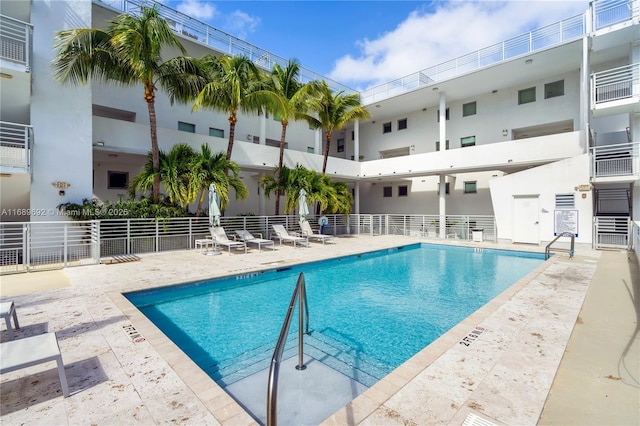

{"left": 525, "top": 59, "right": 533, "bottom": 64}
{"left": 502, "top": 129, "right": 508, "bottom": 136}
{"left": 95, "top": 141, "right": 105, "bottom": 146}
{"left": 432, "top": 87, "right": 438, "bottom": 91}
{"left": 492, "top": 90, "right": 498, "bottom": 94}
{"left": 422, "top": 108, "right": 427, "bottom": 111}
{"left": 108, "top": 153, "right": 118, "bottom": 158}
{"left": 375, "top": 104, "right": 381, "bottom": 108}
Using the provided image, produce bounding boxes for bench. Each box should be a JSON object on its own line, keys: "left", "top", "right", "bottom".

{"left": 0, "top": 301, "right": 20, "bottom": 340}
{"left": 0, "top": 332, "right": 70, "bottom": 397}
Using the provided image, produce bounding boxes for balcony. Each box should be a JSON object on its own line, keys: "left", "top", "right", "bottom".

{"left": 590, "top": 142, "right": 640, "bottom": 183}
{"left": 0, "top": 15, "right": 32, "bottom": 72}
{"left": 0, "top": 121, "right": 32, "bottom": 173}
{"left": 591, "top": 63, "right": 640, "bottom": 117}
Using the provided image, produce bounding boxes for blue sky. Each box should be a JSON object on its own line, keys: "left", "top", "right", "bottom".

{"left": 163, "top": 0, "right": 589, "bottom": 90}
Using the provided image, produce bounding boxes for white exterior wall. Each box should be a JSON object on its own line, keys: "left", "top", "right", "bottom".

{"left": 356, "top": 72, "right": 581, "bottom": 161}
{"left": 30, "top": 0, "right": 93, "bottom": 221}
{"left": 490, "top": 154, "right": 593, "bottom": 245}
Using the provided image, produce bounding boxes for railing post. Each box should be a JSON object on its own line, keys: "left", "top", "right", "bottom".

{"left": 63, "top": 223, "right": 68, "bottom": 267}
{"left": 155, "top": 219, "right": 159, "bottom": 252}
{"left": 126, "top": 219, "right": 131, "bottom": 254}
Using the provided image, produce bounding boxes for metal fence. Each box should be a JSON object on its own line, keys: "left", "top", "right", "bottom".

{"left": 0, "top": 221, "right": 100, "bottom": 274}
{"left": 590, "top": 142, "right": 639, "bottom": 178}
{"left": 0, "top": 214, "right": 497, "bottom": 274}
{"left": 593, "top": 216, "right": 631, "bottom": 250}
{"left": 0, "top": 14, "right": 32, "bottom": 68}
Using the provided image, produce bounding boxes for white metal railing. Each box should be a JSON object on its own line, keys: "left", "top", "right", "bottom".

{"left": 0, "top": 15, "right": 32, "bottom": 69}
{"left": 0, "top": 221, "right": 100, "bottom": 274}
{"left": 593, "top": 0, "right": 638, "bottom": 29}
{"left": 360, "top": 14, "right": 585, "bottom": 105}
{"left": 593, "top": 216, "right": 631, "bottom": 249}
{"left": 591, "top": 63, "right": 640, "bottom": 106}
{"left": 633, "top": 221, "right": 640, "bottom": 265}
{"left": 589, "top": 141, "right": 639, "bottom": 178}
{"left": 1, "top": 214, "right": 495, "bottom": 274}
{"left": 0, "top": 121, "right": 32, "bottom": 172}
{"left": 93, "top": 0, "right": 355, "bottom": 95}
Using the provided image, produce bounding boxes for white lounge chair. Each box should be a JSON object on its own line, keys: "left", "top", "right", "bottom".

{"left": 210, "top": 227, "right": 247, "bottom": 254}
{"left": 271, "top": 224, "right": 308, "bottom": 247}
{"left": 235, "top": 230, "right": 276, "bottom": 252}
{"left": 0, "top": 332, "right": 70, "bottom": 397}
{"left": 300, "top": 220, "right": 334, "bottom": 245}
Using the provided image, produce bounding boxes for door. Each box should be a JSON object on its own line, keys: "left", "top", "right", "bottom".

{"left": 513, "top": 195, "right": 540, "bottom": 244}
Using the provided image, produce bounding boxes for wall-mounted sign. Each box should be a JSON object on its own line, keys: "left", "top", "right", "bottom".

{"left": 51, "top": 181, "right": 71, "bottom": 189}
{"left": 577, "top": 184, "right": 592, "bottom": 191}
{"left": 554, "top": 209, "right": 578, "bottom": 237}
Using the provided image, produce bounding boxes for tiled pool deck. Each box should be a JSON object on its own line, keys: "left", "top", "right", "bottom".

{"left": 0, "top": 235, "right": 638, "bottom": 425}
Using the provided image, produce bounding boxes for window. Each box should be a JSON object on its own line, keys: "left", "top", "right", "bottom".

{"left": 462, "top": 101, "right": 477, "bottom": 117}
{"left": 437, "top": 108, "right": 450, "bottom": 122}
{"left": 464, "top": 181, "right": 477, "bottom": 194}
{"left": 545, "top": 80, "right": 564, "bottom": 99}
{"left": 307, "top": 147, "right": 314, "bottom": 153}
{"left": 383, "top": 122, "right": 392, "bottom": 133}
{"left": 108, "top": 171, "right": 128, "bottom": 189}
{"left": 436, "top": 140, "right": 450, "bottom": 151}
{"left": 518, "top": 87, "right": 536, "bottom": 105}
{"left": 209, "top": 127, "right": 224, "bottom": 138}
{"left": 461, "top": 136, "right": 476, "bottom": 147}
{"left": 383, "top": 186, "right": 392, "bottom": 197}
{"left": 178, "top": 121, "right": 195, "bottom": 133}
{"left": 555, "top": 193, "right": 575, "bottom": 208}
{"left": 437, "top": 182, "right": 450, "bottom": 195}
{"left": 337, "top": 138, "right": 345, "bottom": 153}
{"left": 398, "top": 118, "right": 407, "bottom": 130}
{"left": 398, "top": 185, "right": 408, "bottom": 197}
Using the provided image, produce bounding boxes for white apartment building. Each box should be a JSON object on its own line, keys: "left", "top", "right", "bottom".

{"left": 1, "top": 0, "right": 639, "bottom": 250}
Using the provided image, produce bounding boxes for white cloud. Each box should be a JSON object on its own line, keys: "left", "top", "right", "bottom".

{"left": 175, "top": 0, "right": 218, "bottom": 20}
{"left": 224, "top": 10, "right": 261, "bottom": 40}
{"left": 329, "top": 1, "right": 589, "bottom": 89}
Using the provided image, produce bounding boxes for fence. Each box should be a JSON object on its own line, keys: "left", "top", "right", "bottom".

{"left": 1, "top": 214, "right": 496, "bottom": 274}
{"left": 593, "top": 216, "right": 632, "bottom": 250}
{"left": 0, "top": 221, "right": 100, "bottom": 274}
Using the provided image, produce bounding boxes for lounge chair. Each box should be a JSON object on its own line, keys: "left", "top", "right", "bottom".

{"left": 0, "top": 332, "right": 70, "bottom": 397}
{"left": 300, "top": 220, "right": 334, "bottom": 245}
{"left": 210, "top": 227, "right": 247, "bottom": 254}
{"left": 235, "top": 230, "right": 276, "bottom": 252}
{"left": 271, "top": 224, "right": 308, "bottom": 247}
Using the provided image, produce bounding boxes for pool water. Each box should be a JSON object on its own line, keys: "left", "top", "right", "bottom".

{"left": 125, "top": 244, "right": 544, "bottom": 387}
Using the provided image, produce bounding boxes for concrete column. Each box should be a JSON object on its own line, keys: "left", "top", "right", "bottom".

{"left": 439, "top": 92, "right": 446, "bottom": 149}
{"left": 315, "top": 129, "right": 321, "bottom": 155}
{"left": 353, "top": 120, "right": 360, "bottom": 161}
{"left": 580, "top": 8, "right": 591, "bottom": 152}
{"left": 259, "top": 173, "right": 266, "bottom": 216}
{"left": 30, "top": 0, "right": 93, "bottom": 222}
{"left": 259, "top": 109, "right": 266, "bottom": 145}
{"left": 354, "top": 181, "right": 360, "bottom": 214}
{"left": 439, "top": 174, "right": 446, "bottom": 239}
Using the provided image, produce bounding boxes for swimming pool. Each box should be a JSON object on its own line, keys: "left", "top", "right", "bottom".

{"left": 125, "top": 243, "right": 545, "bottom": 389}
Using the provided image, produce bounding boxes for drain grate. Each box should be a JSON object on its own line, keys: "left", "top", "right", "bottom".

{"left": 462, "top": 412, "right": 498, "bottom": 426}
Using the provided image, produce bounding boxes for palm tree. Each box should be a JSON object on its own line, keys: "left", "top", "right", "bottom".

{"left": 129, "top": 143, "right": 196, "bottom": 207}
{"left": 251, "top": 60, "right": 311, "bottom": 214}
{"left": 304, "top": 80, "right": 371, "bottom": 174}
{"left": 192, "top": 54, "right": 264, "bottom": 160}
{"left": 53, "top": 7, "right": 204, "bottom": 201}
{"left": 190, "top": 144, "right": 248, "bottom": 217}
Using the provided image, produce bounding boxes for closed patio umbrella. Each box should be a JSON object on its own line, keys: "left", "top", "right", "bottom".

{"left": 298, "top": 189, "right": 310, "bottom": 225}
{"left": 209, "top": 183, "right": 221, "bottom": 227}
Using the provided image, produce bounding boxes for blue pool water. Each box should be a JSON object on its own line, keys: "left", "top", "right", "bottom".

{"left": 125, "top": 244, "right": 544, "bottom": 387}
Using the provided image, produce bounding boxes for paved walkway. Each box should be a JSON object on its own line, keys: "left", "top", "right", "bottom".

{"left": 0, "top": 237, "right": 637, "bottom": 425}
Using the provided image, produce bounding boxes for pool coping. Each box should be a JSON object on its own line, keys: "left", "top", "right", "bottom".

{"left": 106, "top": 242, "right": 559, "bottom": 426}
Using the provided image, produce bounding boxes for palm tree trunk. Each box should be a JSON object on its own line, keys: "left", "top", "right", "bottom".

{"left": 145, "top": 84, "right": 160, "bottom": 202}
{"left": 275, "top": 123, "right": 288, "bottom": 215}
{"left": 194, "top": 189, "right": 204, "bottom": 219}
{"left": 322, "top": 131, "right": 332, "bottom": 174}
{"left": 227, "top": 113, "right": 237, "bottom": 160}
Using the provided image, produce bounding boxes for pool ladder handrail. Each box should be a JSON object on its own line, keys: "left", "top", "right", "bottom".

{"left": 267, "top": 272, "right": 310, "bottom": 426}
{"left": 545, "top": 232, "right": 575, "bottom": 260}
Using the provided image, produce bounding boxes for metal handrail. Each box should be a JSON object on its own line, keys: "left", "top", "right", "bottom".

{"left": 266, "top": 272, "right": 309, "bottom": 426}
{"left": 545, "top": 231, "right": 575, "bottom": 260}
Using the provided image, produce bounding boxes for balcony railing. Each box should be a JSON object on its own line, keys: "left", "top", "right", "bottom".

{"left": 589, "top": 141, "right": 640, "bottom": 178}
{"left": 94, "top": 0, "right": 355, "bottom": 95}
{"left": 0, "top": 121, "right": 32, "bottom": 172}
{"left": 360, "top": 14, "right": 585, "bottom": 104}
{"left": 593, "top": 0, "right": 638, "bottom": 30}
{"left": 0, "top": 15, "right": 32, "bottom": 70}
{"left": 591, "top": 63, "right": 640, "bottom": 106}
